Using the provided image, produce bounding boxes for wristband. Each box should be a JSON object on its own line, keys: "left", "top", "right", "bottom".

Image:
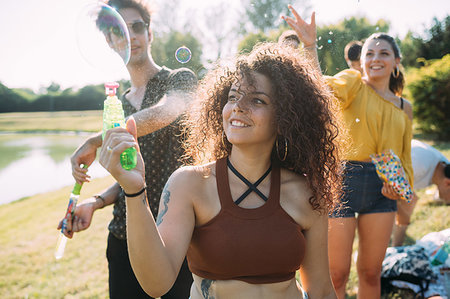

{"left": 123, "top": 186, "right": 146, "bottom": 198}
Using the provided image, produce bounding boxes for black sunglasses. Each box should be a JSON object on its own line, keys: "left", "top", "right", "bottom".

{"left": 110, "top": 21, "right": 148, "bottom": 36}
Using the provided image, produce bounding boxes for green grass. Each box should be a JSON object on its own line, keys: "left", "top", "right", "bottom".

{"left": 0, "top": 176, "right": 115, "bottom": 298}
{"left": 0, "top": 111, "right": 102, "bottom": 133}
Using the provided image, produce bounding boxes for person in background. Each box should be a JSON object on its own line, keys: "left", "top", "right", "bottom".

{"left": 392, "top": 139, "right": 450, "bottom": 246}
{"left": 57, "top": 0, "right": 197, "bottom": 298}
{"left": 99, "top": 42, "right": 341, "bottom": 299}
{"left": 344, "top": 40, "right": 363, "bottom": 74}
{"left": 278, "top": 29, "right": 301, "bottom": 49}
{"left": 282, "top": 5, "right": 413, "bottom": 299}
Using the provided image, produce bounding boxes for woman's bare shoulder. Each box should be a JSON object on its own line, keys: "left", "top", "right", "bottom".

{"left": 168, "top": 162, "right": 217, "bottom": 191}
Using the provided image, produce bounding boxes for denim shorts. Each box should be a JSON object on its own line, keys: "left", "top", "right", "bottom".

{"left": 329, "top": 161, "right": 397, "bottom": 218}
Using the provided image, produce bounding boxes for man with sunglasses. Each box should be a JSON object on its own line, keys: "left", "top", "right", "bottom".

{"left": 58, "top": 0, "right": 197, "bottom": 298}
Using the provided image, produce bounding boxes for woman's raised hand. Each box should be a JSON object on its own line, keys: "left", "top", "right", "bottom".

{"left": 282, "top": 5, "right": 317, "bottom": 48}
{"left": 99, "top": 117, "right": 146, "bottom": 194}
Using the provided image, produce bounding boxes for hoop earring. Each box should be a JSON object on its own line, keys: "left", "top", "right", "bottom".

{"left": 276, "top": 137, "right": 288, "bottom": 161}
{"left": 392, "top": 65, "right": 400, "bottom": 78}
{"left": 222, "top": 131, "right": 227, "bottom": 148}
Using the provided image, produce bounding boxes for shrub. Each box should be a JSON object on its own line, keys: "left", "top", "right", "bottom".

{"left": 407, "top": 54, "right": 450, "bottom": 140}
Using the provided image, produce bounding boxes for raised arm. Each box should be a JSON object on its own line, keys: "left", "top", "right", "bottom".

{"left": 282, "top": 5, "right": 321, "bottom": 71}
{"left": 99, "top": 118, "right": 195, "bottom": 297}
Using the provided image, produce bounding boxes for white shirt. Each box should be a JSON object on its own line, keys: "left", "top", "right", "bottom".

{"left": 411, "top": 139, "right": 449, "bottom": 190}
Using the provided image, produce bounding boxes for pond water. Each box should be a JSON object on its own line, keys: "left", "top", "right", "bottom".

{"left": 0, "top": 133, "right": 109, "bottom": 205}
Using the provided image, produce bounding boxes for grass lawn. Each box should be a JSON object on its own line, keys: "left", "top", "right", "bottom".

{"left": 0, "top": 111, "right": 448, "bottom": 298}
{"left": 0, "top": 111, "right": 102, "bottom": 133}
{"left": 0, "top": 176, "right": 115, "bottom": 299}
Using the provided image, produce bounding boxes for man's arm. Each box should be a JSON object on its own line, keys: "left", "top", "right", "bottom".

{"left": 132, "top": 68, "right": 198, "bottom": 137}
{"left": 71, "top": 69, "right": 197, "bottom": 181}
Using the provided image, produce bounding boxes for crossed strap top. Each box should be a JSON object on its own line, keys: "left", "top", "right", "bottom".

{"left": 187, "top": 157, "right": 306, "bottom": 284}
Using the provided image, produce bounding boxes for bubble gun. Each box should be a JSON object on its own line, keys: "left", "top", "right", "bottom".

{"left": 54, "top": 164, "right": 88, "bottom": 260}
{"left": 102, "top": 82, "right": 137, "bottom": 170}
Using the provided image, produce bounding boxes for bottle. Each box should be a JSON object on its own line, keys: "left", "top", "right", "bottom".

{"left": 102, "top": 82, "right": 137, "bottom": 170}
{"left": 55, "top": 181, "right": 82, "bottom": 260}
{"left": 431, "top": 240, "right": 450, "bottom": 266}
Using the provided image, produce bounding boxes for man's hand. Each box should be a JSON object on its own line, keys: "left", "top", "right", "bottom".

{"left": 57, "top": 197, "right": 100, "bottom": 238}
{"left": 71, "top": 133, "right": 102, "bottom": 184}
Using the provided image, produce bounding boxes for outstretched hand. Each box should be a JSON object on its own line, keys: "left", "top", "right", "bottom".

{"left": 99, "top": 117, "right": 145, "bottom": 195}
{"left": 281, "top": 5, "right": 317, "bottom": 48}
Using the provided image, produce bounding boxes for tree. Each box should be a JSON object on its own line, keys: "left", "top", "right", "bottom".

{"left": 237, "top": 16, "right": 389, "bottom": 76}
{"left": 195, "top": 2, "right": 241, "bottom": 61}
{"left": 407, "top": 54, "right": 450, "bottom": 140}
{"left": 400, "top": 15, "right": 450, "bottom": 68}
{"left": 243, "top": 0, "right": 311, "bottom": 33}
{"left": 151, "top": 31, "right": 204, "bottom": 75}
{"left": 316, "top": 17, "right": 389, "bottom": 75}
{"left": 421, "top": 16, "right": 450, "bottom": 60}
{"left": 0, "top": 82, "right": 29, "bottom": 113}
{"left": 399, "top": 31, "right": 425, "bottom": 68}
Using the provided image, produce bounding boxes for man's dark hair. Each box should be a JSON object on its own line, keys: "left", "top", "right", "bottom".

{"left": 444, "top": 163, "right": 450, "bottom": 178}
{"left": 278, "top": 30, "right": 300, "bottom": 47}
{"left": 344, "top": 41, "right": 363, "bottom": 62}
{"left": 107, "top": 0, "right": 152, "bottom": 25}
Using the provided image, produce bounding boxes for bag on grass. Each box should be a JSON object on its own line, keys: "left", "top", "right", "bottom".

{"left": 381, "top": 245, "right": 438, "bottom": 298}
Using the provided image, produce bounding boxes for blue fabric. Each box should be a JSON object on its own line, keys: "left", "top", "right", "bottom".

{"left": 330, "top": 161, "right": 397, "bottom": 218}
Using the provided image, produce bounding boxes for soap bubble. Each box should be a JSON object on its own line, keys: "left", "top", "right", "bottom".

{"left": 328, "top": 39, "right": 332, "bottom": 43}
{"left": 76, "top": 3, "right": 130, "bottom": 75}
{"left": 175, "top": 46, "right": 192, "bottom": 64}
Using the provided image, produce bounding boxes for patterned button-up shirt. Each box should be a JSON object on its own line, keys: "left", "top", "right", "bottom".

{"left": 108, "top": 66, "right": 197, "bottom": 240}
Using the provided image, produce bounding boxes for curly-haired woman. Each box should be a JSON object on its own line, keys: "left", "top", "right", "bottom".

{"left": 99, "top": 43, "right": 342, "bottom": 299}
{"left": 283, "top": 5, "right": 414, "bottom": 299}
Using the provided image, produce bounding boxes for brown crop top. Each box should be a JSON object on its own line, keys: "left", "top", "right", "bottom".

{"left": 187, "top": 157, "right": 306, "bottom": 284}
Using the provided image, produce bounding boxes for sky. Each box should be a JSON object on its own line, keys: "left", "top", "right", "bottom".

{"left": 0, "top": 0, "right": 449, "bottom": 92}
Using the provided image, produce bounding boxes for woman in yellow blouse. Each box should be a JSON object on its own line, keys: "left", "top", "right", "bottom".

{"left": 283, "top": 5, "right": 413, "bottom": 299}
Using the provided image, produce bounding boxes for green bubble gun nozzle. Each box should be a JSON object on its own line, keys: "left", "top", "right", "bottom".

{"left": 102, "top": 82, "right": 137, "bottom": 170}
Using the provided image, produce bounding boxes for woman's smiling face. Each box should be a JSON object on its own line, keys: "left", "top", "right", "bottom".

{"left": 222, "top": 71, "right": 278, "bottom": 148}
{"left": 362, "top": 39, "right": 400, "bottom": 81}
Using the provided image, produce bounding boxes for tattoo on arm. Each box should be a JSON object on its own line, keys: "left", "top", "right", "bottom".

{"left": 201, "top": 279, "right": 215, "bottom": 299}
{"left": 156, "top": 185, "right": 170, "bottom": 226}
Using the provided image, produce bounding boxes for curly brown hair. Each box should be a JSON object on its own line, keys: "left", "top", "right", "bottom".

{"left": 182, "top": 42, "right": 343, "bottom": 212}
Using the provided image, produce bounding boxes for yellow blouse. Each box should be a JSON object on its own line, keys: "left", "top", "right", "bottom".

{"left": 325, "top": 69, "right": 414, "bottom": 187}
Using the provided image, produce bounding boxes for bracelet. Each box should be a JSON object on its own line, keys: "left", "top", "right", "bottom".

{"left": 123, "top": 186, "right": 146, "bottom": 198}
{"left": 94, "top": 195, "right": 106, "bottom": 208}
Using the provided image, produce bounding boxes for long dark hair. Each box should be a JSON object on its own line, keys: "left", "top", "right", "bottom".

{"left": 363, "top": 33, "right": 405, "bottom": 96}
{"left": 182, "top": 43, "right": 343, "bottom": 213}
